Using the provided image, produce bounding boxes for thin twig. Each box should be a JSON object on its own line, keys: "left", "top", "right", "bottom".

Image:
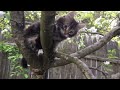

{"left": 80, "top": 31, "right": 104, "bottom": 36}
{"left": 89, "top": 67, "right": 108, "bottom": 78}
{"left": 0, "top": 15, "right": 5, "bottom": 23}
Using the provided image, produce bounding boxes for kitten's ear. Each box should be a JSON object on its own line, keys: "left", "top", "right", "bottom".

{"left": 77, "top": 23, "right": 86, "bottom": 29}
{"left": 67, "top": 11, "right": 76, "bottom": 18}
{"left": 65, "top": 11, "right": 76, "bottom": 20}
{"left": 63, "top": 11, "right": 76, "bottom": 23}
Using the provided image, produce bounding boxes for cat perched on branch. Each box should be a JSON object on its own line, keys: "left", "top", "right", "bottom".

{"left": 21, "top": 11, "right": 85, "bottom": 68}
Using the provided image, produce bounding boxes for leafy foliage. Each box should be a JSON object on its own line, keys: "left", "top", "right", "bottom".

{"left": 0, "top": 42, "right": 29, "bottom": 78}
{"left": 0, "top": 11, "right": 29, "bottom": 79}
{"left": 0, "top": 11, "right": 12, "bottom": 39}
{"left": 107, "top": 49, "right": 118, "bottom": 58}
{"left": 24, "top": 11, "right": 41, "bottom": 23}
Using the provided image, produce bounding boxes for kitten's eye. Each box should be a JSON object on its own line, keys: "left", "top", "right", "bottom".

{"left": 69, "top": 30, "right": 74, "bottom": 35}
{"left": 63, "top": 25, "right": 67, "bottom": 29}
{"left": 58, "top": 25, "right": 63, "bottom": 29}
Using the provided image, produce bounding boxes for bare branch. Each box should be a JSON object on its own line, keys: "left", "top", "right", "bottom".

{"left": 50, "top": 54, "right": 120, "bottom": 69}
{"left": 85, "top": 55, "right": 120, "bottom": 64}
{"left": 71, "top": 26, "right": 120, "bottom": 59}
{"left": 80, "top": 31, "right": 104, "bottom": 36}
{"left": 50, "top": 57, "right": 71, "bottom": 68}
{"left": 0, "top": 16, "right": 5, "bottom": 23}
{"left": 89, "top": 67, "right": 108, "bottom": 78}
{"left": 55, "top": 52, "right": 96, "bottom": 79}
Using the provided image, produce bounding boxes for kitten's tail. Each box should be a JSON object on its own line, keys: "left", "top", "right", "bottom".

{"left": 21, "top": 58, "right": 28, "bottom": 68}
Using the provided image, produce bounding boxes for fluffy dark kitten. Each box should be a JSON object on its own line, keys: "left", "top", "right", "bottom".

{"left": 21, "top": 12, "right": 85, "bottom": 68}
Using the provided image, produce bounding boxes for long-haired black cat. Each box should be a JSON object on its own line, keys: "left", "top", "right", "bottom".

{"left": 21, "top": 11, "right": 85, "bottom": 68}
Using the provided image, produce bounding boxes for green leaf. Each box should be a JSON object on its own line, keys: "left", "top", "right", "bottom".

{"left": 24, "top": 74, "right": 29, "bottom": 78}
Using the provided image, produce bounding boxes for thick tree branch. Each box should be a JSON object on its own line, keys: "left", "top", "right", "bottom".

{"left": 50, "top": 57, "right": 71, "bottom": 68}
{"left": 71, "top": 26, "right": 120, "bottom": 59}
{"left": 55, "top": 52, "right": 96, "bottom": 79}
{"left": 50, "top": 54, "right": 120, "bottom": 68}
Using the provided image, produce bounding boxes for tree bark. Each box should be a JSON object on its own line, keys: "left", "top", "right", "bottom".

{"left": 40, "top": 11, "right": 56, "bottom": 77}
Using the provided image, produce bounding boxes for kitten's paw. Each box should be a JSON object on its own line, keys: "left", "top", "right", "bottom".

{"left": 37, "top": 49, "right": 43, "bottom": 56}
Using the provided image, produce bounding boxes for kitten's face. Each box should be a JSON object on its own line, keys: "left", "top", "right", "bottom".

{"left": 56, "top": 12, "right": 85, "bottom": 39}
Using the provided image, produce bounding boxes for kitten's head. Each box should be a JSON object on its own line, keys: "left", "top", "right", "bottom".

{"left": 56, "top": 11, "right": 85, "bottom": 39}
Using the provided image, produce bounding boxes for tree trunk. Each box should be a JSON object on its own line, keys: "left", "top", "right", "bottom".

{"left": 40, "top": 11, "right": 56, "bottom": 78}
